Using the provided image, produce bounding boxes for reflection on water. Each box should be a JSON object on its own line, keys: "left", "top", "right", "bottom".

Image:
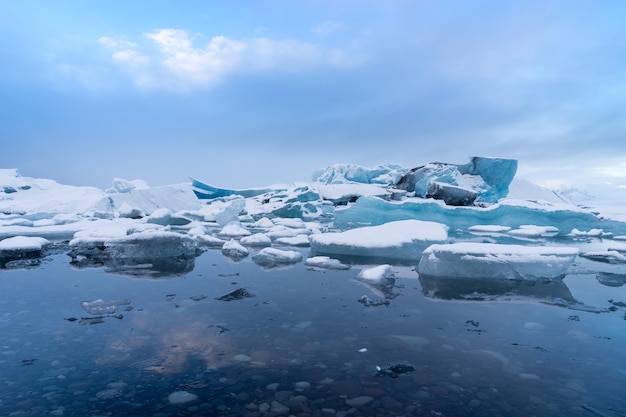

{"left": 1, "top": 248, "right": 626, "bottom": 416}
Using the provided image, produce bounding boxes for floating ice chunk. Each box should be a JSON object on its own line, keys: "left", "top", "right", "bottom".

{"left": 221, "top": 239, "right": 249, "bottom": 260}
{"left": 252, "top": 247, "right": 303, "bottom": 268}
{"left": 356, "top": 264, "right": 394, "bottom": 284}
{"left": 240, "top": 233, "right": 272, "bottom": 248}
{"left": 68, "top": 229, "right": 199, "bottom": 277}
{"left": 0, "top": 236, "right": 49, "bottom": 251}
{"left": 304, "top": 256, "right": 351, "bottom": 270}
{"left": 418, "top": 243, "right": 579, "bottom": 280}
{"left": 275, "top": 235, "right": 310, "bottom": 247}
{"left": 218, "top": 221, "right": 251, "bottom": 237}
{"left": 356, "top": 265, "right": 396, "bottom": 298}
{"left": 310, "top": 220, "right": 449, "bottom": 261}
{"left": 507, "top": 225, "right": 559, "bottom": 238}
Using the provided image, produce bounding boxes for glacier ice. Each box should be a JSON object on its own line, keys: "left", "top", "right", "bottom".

{"left": 417, "top": 243, "right": 579, "bottom": 280}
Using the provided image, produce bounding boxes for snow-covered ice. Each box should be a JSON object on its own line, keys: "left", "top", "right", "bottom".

{"left": 310, "top": 219, "right": 448, "bottom": 261}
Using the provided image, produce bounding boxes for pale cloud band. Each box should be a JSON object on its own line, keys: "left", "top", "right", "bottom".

{"left": 99, "top": 28, "right": 358, "bottom": 90}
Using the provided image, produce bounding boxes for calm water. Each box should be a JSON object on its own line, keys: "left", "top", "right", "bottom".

{"left": 1, "top": 244, "right": 626, "bottom": 417}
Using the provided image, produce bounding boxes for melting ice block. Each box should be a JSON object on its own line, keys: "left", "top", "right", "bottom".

{"left": 417, "top": 243, "right": 579, "bottom": 280}
{"left": 310, "top": 219, "right": 448, "bottom": 261}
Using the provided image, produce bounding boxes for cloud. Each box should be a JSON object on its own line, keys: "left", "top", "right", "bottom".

{"left": 99, "top": 29, "right": 358, "bottom": 90}
{"left": 312, "top": 20, "right": 345, "bottom": 36}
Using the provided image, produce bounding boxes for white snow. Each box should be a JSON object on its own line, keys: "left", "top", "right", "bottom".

{"left": 418, "top": 242, "right": 579, "bottom": 280}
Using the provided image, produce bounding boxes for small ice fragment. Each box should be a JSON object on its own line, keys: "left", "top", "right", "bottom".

{"left": 358, "top": 348, "right": 368, "bottom": 353}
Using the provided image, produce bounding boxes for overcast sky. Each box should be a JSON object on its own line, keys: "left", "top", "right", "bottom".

{"left": 1, "top": 1, "right": 625, "bottom": 191}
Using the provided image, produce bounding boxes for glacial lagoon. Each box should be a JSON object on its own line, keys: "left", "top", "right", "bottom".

{"left": 2, "top": 240, "right": 626, "bottom": 417}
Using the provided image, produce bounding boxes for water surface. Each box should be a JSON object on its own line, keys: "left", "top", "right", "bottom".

{"left": 1, "top": 247, "right": 626, "bottom": 417}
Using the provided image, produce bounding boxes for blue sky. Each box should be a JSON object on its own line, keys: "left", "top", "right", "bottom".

{"left": 1, "top": 1, "right": 625, "bottom": 190}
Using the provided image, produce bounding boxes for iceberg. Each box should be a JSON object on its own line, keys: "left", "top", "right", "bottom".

{"left": 395, "top": 157, "right": 517, "bottom": 204}
{"left": 417, "top": 243, "right": 579, "bottom": 280}
{"left": 310, "top": 219, "right": 448, "bottom": 262}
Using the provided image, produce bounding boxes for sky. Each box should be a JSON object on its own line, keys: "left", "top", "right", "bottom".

{"left": 1, "top": 0, "right": 625, "bottom": 192}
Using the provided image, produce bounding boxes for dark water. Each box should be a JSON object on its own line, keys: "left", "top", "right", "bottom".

{"left": 1, "top": 246, "right": 626, "bottom": 417}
